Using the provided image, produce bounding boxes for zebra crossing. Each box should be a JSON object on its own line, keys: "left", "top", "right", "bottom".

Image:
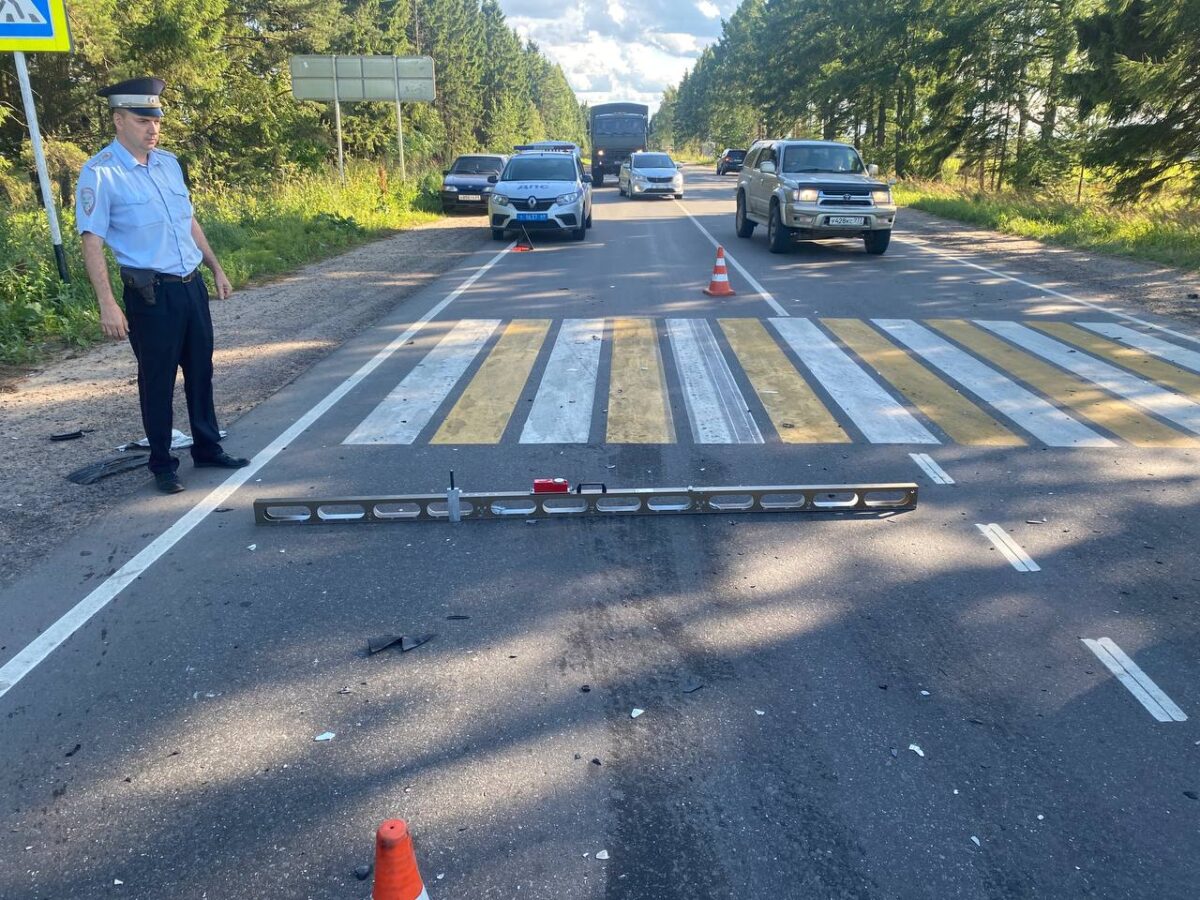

{"left": 343, "top": 317, "right": 1200, "bottom": 448}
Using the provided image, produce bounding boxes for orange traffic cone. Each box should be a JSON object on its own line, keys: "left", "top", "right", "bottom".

{"left": 373, "top": 819, "right": 429, "bottom": 900}
{"left": 702, "top": 246, "right": 736, "bottom": 296}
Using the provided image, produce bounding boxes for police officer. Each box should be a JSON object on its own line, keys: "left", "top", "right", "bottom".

{"left": 76, "top": 77, "right": 249, "bottom": 494}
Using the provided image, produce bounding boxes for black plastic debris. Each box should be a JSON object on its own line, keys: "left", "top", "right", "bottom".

{"left": 67, "top": 453, "right": 149, "bottom": 485}
{"left": 681, "top": 679, "right": 705, "bottom": 694}
{"left": 580, "top": 684, "right": 591, "bottom": 693}
{"left": 368, "top": 632, "right": 436, "bottom": 655}
{"left": 445, "top": 615, "right": 471, "bottom": 621}
{"left": 1185, "top": 791, "right": 1199, "bottom": 801}
{"left": 354, "top": 864, "right": 373, "bottom": 881}
{"left": 400, "top": 633, "right": 435, "bottom": 652}
{"left": 51, "top": 429, "right": 92, "bottom": 442}
{"left": 368, "top": 634, "right": 402, "bottom": 654}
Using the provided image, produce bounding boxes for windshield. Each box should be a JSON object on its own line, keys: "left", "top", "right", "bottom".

{"left": 502, "top": 156, "right": 578, "bottom": 182}
{"left": 781, "top": 145, "right": 864, "bottom": 174}
{"left": 632, "top": 154, "right": 674, "bottom": 169}
{"left": 725, "top": 150, "right": 746, "bottom": 160}
{"left": 595, "top": 115, "right": 646, "bottom": 136}
{"left": 451, "top": 156, "right": 504, "bottom": 175}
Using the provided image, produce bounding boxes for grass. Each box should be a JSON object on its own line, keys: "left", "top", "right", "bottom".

{"left": 0, "top": 163, "right": 442, "bottom": 364}
{"left": 894, "top": 180, "right": 1200, "bottom": 272}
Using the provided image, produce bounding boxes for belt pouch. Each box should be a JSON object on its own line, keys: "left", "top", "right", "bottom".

{"left": 119, "top": 267, "right": 157, "bottom": 306}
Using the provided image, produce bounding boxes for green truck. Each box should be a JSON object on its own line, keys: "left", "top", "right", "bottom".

{"left": 588, "top": 102, "right": 649, "bottom": 187}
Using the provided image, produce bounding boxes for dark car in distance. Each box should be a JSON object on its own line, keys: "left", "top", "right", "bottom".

{"left": 716, "top": 148, "right": 747, "bottom": 175}
{"left": 441, "top": 154, "right": 508, "bottom": 213}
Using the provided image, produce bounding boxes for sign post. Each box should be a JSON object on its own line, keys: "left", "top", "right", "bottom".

{"left": 1, "top": 0, "right": 75, "bottom": 283}
{"left": 289, "top": 55, "right": 435, "bottom": 182}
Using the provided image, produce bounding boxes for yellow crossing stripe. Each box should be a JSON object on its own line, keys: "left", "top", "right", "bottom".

{"left": 932, "top": 320, "right": 1198, "bottom": 448}
{"left": 823, "top": 318, "right": 1021, "bottom": 446}
{"left": 1031, "top": 322, "right": 1200, "bottom": 402}
{"left": 432, "top": 319, "right": 551, "bottom": 444}
{"left": 719, "top": 318, "right": 849, "bottom": 443}
{"left": 606, "top": 318, "right": 675, "bottom": 443}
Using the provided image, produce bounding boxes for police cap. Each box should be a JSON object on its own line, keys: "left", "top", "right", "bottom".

{"left": 98, "top": 77, "right": 166, "bottom": 117}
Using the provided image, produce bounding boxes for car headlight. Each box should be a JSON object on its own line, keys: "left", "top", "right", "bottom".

{"left": 673, "top": 174, "right": 683, "bottom": 184}
{"left": 443, "top": 184, "right": 458, "bottom": 192}
{"left": 556, "top": 190, "right": 581, "bottom": 205}
{"left": 872, "top": 189, "right": 893, "bottom": 205}
{"left": 633, "top": 173, "right": 648, "bottom": 182}
{"left": 598, "top": 149, "right": 604, "bottom": 156}
{"left": 491, "top": 194, "right": 510, "bottom": 206}
{"left": 794, "top": 188, "right": 819, "bottom": 202}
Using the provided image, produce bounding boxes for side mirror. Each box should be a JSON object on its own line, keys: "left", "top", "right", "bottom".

{"left": 868, "top": 163, "right": 879, "bottom": 177}
{"left": 443, "top": 170, "right": 450, "bottom": 176}
{"left": 487, "top": 174, "right": 498, "bottom": 184}
{"left": 583, "top": 174, "right": 593, "bottom": 184}
{"left": 760, "top": 160, "right": 776, "bottom": 174}
{"left": 676, "top": 163, "right": 683, "bottom": 169}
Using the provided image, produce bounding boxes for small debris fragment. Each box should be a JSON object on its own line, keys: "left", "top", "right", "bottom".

{"left": 446, "top": 615, "right": 471, "bottom": 620}
{"left": 65, "top": 743, "right": 81, "bottom": 758}
{"left": 631, "top": 708, "right": 644, "bottom": 718}
{"left": 215, "top": 507, "right": 233, "bottom": 513}
{"left": 591, "top": 758, "right": 602, "bottom": 766}
{"left": 114, "top": 879, "right": 124, "bottom": 885}
{"left": 437, "top": 874, "right": 445, "bottom": 880}
{"left": 909, "top": 744, "right": 925, "bottom": 758}
{"left": 1188, "top": 292, "right": 1199, "bottom": 300}
{"left": 920, "top": 690, "right": 930, "bottom": 696}
{"left": 368, "top": 634, "right": 402, "bottom": 654}
{"left": 354, "top": 864, "right": 372, "bottom": 881}
{"left": 681, "top": 679, "right": 705, "bottom": 694}
{"left": 970, "top": 836, "right": 981, "bottom": 847}
{"left": 1185, "top": 791, "right": 1199, "bottom": 801}
{"left": 247, "top": 544, "right": 256, "bottom": 551}
{"left": 314, "top": 732, "right": 336, "bottom": 742}
{"left": 754, "top": 709, "right": 765, "bottom": 716}
{"left": 400, "top": 633, "right": 435, "bottom": 652}
{"left": 337, "top": 687, "right": 353, "bottom": 695}
{"left": 50, "top": 430, "right": 90, "bottom": 442}
{"left": 595, "top": 850, "right": 610, "bottom": 860}
{"left": 878, "top": 684, "right": 888, "bottom": 690}
{"left": 580, "top": 684, "right": 591, "bottom": 693}
{"left": 1026, "top": 518, "right": 1046, "bottom": 525}
{"left": 890, "top": 747, "right": 898, "bottom": 758}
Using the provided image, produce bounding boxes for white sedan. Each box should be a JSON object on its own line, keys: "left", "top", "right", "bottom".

{"left": 618, "top": 152, "right": 684, "bottom": 199}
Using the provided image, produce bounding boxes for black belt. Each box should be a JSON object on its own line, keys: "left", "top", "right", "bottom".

{"left": 154, "top": 269, "right": 198, "bottom": 284}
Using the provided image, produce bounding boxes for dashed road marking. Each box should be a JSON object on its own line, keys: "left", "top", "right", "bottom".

{"left": 976, "top": 523, "right": 1041, "bottom": 572}
{"left": 1082, "top": 638, "right": 1187, "bottom": 722}
{"left": 909, "top": 452, "right": 954, "bottom": 484}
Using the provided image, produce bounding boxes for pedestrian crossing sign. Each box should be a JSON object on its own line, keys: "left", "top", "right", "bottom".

{"left": 0, "top": 0, "right": 72, "bottom": 52}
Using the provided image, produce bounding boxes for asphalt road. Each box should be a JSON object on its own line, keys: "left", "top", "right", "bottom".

{"left": 3, "top": 168, "right": 1200, "bottom": 899}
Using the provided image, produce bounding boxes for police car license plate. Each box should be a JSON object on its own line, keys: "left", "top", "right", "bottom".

{"left": 828, "top": 216, "right": 865, "bottom": 226}
{"left": 517, "top": 213, "right": 548, "bottom": 221}
{"left": 459, "top": 194, "right": 482, "bottom": 201}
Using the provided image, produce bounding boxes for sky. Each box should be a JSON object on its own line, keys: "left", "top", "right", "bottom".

{"left": 498, "top": 0, "right": 740, "bottom": 115}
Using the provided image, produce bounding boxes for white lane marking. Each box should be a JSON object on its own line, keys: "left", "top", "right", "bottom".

{"left": 673, "top": 199, "right": 789, "bottom": 317}
{"left": 909, "top": 452, "right": 954, "bottom": 484}
{"left": 975, "top": 523, "right": 1041, "bottom": 572}
{"left": 874, "top": 319, "right": 1113, "bottom": 447}
{"left": 1079, "top": 322, "right": 1200, "bottom": 375}
{"left": 0, "top": 243, "right": 516, "bottom": 701}
{"left": 344, "top": 319, "right": 501, "bottom": 444}
{"left": 1082, "top": 638, "right": 1187, "bottom": 722}
{"left": 667, "top": 318, "right": 764, "bottom": 444}
{"left": 520, "top": 318, "right": 604, "bottom": 443}
{"left": 978, "top": 320, "right": 1200, "bottom": 435}
{"left": 893, "top": 236, "right": 1200, "bottom": 346}
{"left": 770, "top": 318, "right": 939, "bottom": 443}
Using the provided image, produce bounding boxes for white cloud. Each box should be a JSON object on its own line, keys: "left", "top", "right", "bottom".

{"left": 501, "top": 0, "right": 737, "bottom": 115}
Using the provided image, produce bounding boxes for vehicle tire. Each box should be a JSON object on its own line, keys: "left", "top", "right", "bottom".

{"left": 716, "top": 166, "right": 722, "bottom": 175}
{"left": 735, "top": 192, "right": 755, "bottom": 238}
{"left": 585, "top": 209, "right": 593, "bottom": 228}
{"left": 618, "top": 182, "right": 625, "bottom": 197}
{"left": 571, "top": 224, "right": 586, "bottom": 241}
{"left": 767, "top": 201, "right": 791, "bottom": 253}
{"left": 864, "top": 230, "right": 891, "bottom": 255}
{"left": 675, "top": 193, "right": 684, "bottom": 200}
{"left": 491, "top": 227, "right": 506, "bottom": 241}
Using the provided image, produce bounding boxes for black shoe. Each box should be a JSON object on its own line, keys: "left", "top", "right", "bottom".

{"left": 194, "top": 451, "right": 250, "bottom": 469}
{"left": 154, "top": 471, "right": 185, "bottom": 494}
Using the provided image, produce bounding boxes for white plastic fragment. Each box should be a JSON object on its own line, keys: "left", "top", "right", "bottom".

{"left": 595, "top": 850, "right": 610, "bottom": 860}
{"left": 970, "top": 836, "right": 981, "bottom": 847}
{"left": 247, "top": 544, "right": 256, "bottom": 551}
{"left": 631, "top": 708, "right": 644, "bottom": 718}
{"left": 908, "top": 744, "right": 925, "bottom": 758}
{"left": 437, "top": 874, "right": 445, "bottom": 880}
{"left": 114, "top": 879, "right": 124, "bottom": 885}
{"left": 754, "top": 709, "right": 765, "bottom": 716}
{"left": 314, "top": 731, "right": 336, "bottom": 742}
{"left": 920, "top": 690, "right": 930, "bottom": 696}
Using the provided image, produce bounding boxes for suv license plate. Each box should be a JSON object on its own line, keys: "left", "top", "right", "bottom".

{"left": 828, "top": 216, "right": 865, "bottom": 226}
{"left": 517, "top": 213, "right": 548, "bottom": 221}
{"left": 459, "top": 194, "right": 482, "bottom": 201}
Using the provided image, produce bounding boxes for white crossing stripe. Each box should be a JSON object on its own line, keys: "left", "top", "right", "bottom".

{"left": 1082, "top": 638, "right": 1187, "bottom": 722}
{"left": 345, "top": 319, "right": 500, "bottom": 444}
{"left": 520, "top": 319, "right": 604, "bottom": 443}
{"left": 875, "top": 320, "right": 1113, "bottom": 447}
{"left": 771, "top": 318, "right": 938, "bottom": 444}
{"left": 909, "top": 452, "right": 954, "bottom": 485}
{"left": 979, "top": 321, "right": 1200, "bottom": 435}
{"left": 975, "top": 523, "right": 1040, "bottom": 572}
{"left": 1079, "top": 323, "right": 1200, "bottom": 374}
{"left": 668, "top": 319, "right": 763, "bottom": 444}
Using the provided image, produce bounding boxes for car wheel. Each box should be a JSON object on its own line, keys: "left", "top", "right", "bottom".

{"left": 491, "top": 227, "right": 506, "bottom": 241}
{"left": 735, "top": 192, "right": 755, "bottom": 238}
{"left": 585, "top": 209, "right": 593, "bottom": 228}
{"left": 768, "top": 201, "right": 791, "bottom": 253}
{"left": 675, "top": 193, "right": 684, "bottom": 200}
{"left": 572, "top": 223, "right": 586, "bottom": 241}
{"left": 864, "top": 230, "right": 891, "bottom": 255}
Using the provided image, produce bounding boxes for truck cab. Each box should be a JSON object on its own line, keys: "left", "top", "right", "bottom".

{"left": 589, "top": 102, "right": 649, "bottom": 187}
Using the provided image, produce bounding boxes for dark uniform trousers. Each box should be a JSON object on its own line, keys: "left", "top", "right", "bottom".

{"left": 123, "top": 272, "right": 223, "bottom": 474}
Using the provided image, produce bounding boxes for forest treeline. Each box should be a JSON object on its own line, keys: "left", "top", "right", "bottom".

{"left": 0, "top": 0, "right": 586, "bottom": 203}
{"left": 653, "top": 0, "right": 1200, "bottom": 200}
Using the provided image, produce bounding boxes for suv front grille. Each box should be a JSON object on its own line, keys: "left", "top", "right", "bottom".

{"left": 648, "top": 176, "right": 675, "bottom": 184}
{"left": 817, "top": 189, "right": 872, "bottom": 207}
